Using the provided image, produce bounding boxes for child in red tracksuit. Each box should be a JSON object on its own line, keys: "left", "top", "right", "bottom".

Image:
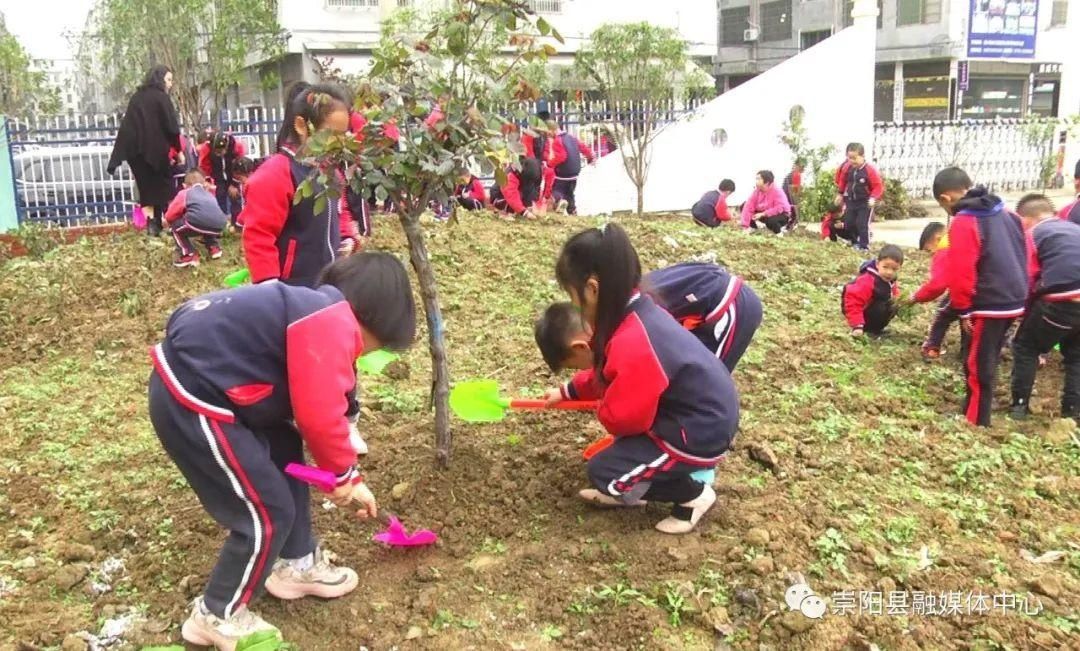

{"left": 455, "top": 174, "right": 487, "bottom": 211}
{"left": 490, "top": 158, "right": 542, "bottom": 219}
{"left": 165, "top": 170, "right": 229, "bottom": 267}
{"left": 542, "top": 224, "right": 739, "bottom": 534}
{"left": 691, "top": 180, "right": 735, "bottom": 228}
{"left": 934, "top": 166, "right": 1028, "bottom": 426}
{"left": 548, "top": 127, "right": 595, "bottom": 215}
{"left": 242, "top": 82, "right": 361, "bottom": 287}
{"left": 842, "top": 245, "right": 904, "bottom": 337}
{"left": 198, "top": 131, "right": 247, "bottom": 217}
{"left": 150, "top": 252, "right": 416, "bottom": 649}
{"left": 835, "top": 142, "right": 884, "bottom": 251}
{"left": 821, "top": 198, "right": 845, "bottom": 241}
{"left": 904, "top": 222, "right": 957, "bottom": 360}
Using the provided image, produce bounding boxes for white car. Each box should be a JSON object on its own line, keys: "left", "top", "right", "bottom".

{"left": 14, "top": 145, "right": 138, "bottom": 225}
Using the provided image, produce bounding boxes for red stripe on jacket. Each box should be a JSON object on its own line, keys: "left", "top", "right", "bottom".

{"left": 912, "top": 247, "right": 950, "bottom": 304}
{"left": 241, "top": 153, "right": 294, "bottom": 283}
{"left": 285, "top": 301, "right": 365, "bottom": 474}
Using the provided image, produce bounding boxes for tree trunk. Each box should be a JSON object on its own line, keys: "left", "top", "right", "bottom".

{"left": 398, "top": 211, "right": 453, "bottom": 467}
{"left": 635, "top": 183, "right": 644, "bottom": 217}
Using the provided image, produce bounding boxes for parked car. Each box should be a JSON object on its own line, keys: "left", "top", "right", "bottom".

{"left": 14, "top": 146, "right": 138, "bottom": 225}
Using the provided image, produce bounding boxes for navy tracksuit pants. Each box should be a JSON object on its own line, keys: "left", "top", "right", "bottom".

{"left": 842, "top": 201, "right": 873, "bottom": 249}
{"left": 1011, "top": 299, "right": 1080, "bottom": 416}
{"left": 587, "top": 435, "right": 705, "bottom": 505}
{"left": 148, "top": 372, "right": 315, "bottom": 618}
{"left": 959, "top": 317, "right": 1014, "bottom": 426}
{"left": 924, "top": 296, "right": 960, "bottom": 351}
{"left": 691, "top": 285, "right": 764, "bottom": 372}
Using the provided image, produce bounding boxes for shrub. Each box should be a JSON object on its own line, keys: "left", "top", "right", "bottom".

{"left": 876, "top": 178, "right": 928, "bottom": 221}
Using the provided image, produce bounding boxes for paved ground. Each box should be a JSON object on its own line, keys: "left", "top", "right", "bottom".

{"left": 872, "top": 187, "right": 1078, "bottom": 249}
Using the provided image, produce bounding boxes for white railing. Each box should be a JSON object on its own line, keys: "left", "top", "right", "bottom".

{"left": 528, "top": 0, "right": 563, "bottom": 13}
{"left": 325, "top": 0, "right": 378, "bottom": 9}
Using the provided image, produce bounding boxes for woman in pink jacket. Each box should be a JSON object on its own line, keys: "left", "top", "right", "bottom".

{"left": 740, "top": 170, "right": 792, "bottom": 233}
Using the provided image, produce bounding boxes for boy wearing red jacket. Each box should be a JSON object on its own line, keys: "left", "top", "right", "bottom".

{"left": 935, "top": 167, "right": 1028, "bottom": 426}
{"left": 905, "top": 222, "right": 957, "bottom": 360}
{"left": 842, "top": 245, "right": 903, "bottom": 337}
{"left": 198, "top": 131, "right": 247, "bottom": 216}
{"left": 548, "top": 126, "right": 595, "bottom": 215}
{"left": 835, "top": 142, "right": 884, "bottom": 252}
{"left": 692, "top": 179, "right": 735, "bottom": 228}
{"left": 164, "top": 170, "right": 228, "bottom": 267}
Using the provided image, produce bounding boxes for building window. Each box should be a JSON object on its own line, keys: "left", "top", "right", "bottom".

{"left": 800, "top": 29, "right": 832, "bottom": 50}
{"left": 897, "top": 0, "right": 941, "bottom": 26}
{"left": 760, "top": 0, "right": 793, "bottom": 42}
{"left": 842, "top": 0, "right": 883, "bottom": 29}
{"left": 528, "top": 0, "right": 562, "bottom": 13}
{"left": 721, "top": 6, "right": 751, "bottom": 46}
{"left": 1051, "top": 0, "right": 1068, "bottom": 26}
{"left": 325, "top": 0, "right": 378, "bottom": 8}
{"left": 960, "top": 77, "right": 1025, "bottom": 119}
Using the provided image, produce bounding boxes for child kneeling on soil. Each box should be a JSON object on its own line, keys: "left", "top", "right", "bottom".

{"left": 164, "top": 169, "right": 228, "bottom": 268}
{"left": 842, "top": 244, "right": 903, "bottom": 337}
{"left": 540, "top": 224, "right": 739, "bottom": 534}
{"left": 904, "top": 222, "right": 958, "bottom": 360}
{"left": 690, "top": 179, "right": 736, "bottom": 228}
{"left": 534, "top": 262, "right": 762, "bottom": 373}
{"left": 149, "top": 252, "right": 416, "bottom": 650}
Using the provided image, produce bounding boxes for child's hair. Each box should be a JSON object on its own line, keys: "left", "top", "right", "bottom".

{"left": 275, "top": 81, "right": 350, "bottom": 149}
{"left": 534, "top": 302, "right": 586, "bottom": 372}
{"left": 718, "top": 178, "right": 736, "bottom": 193}
{"left": 846, "top": 142, "right": 865, "bottom": 156}
{"left": 918, "top": 222, "right": 945, "bottom": 250}
{"left": 932, "top": 166, "right": 972, "bottom": 198}
{"left": 519, "top": 157, "right": 542, "bottom": 185}
{"left": 1017, "top": 193, "right": 1056, "bottom": 218}
{"left": 183, "top": 169, "right": 206, "bottom": 185}
{"left": 555, "top": 223, "right": 641, "bottom": 371}
{"left": 317, "top": 252, "right": 417, "bottom": 350}
{"left": 794, "top": 158, "right": 806, "bottom": 169}
{"left": 210, "top": 131, "right": 230, "bottom": 151}
{"left": 757, "top": 170, "right": 775, "bottom": 185}
{"left": 878, "top": 244, "right": 904, "bottom": 265}
{"left": 231, "top": 156, "right": 255, "bottom": 178}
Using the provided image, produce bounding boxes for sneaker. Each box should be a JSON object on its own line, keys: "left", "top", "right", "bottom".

{"left": 921, "top": 346, "right": 942, "bottom": 362}
{"left": 655, "top": 484, "right": 716, "bottom": 535}
{"left": 209, "top": 246, "right": 223, "bottom": 260}
{"left": 1009, "top": 404, "right": 1030, "bottom": 421}
{"left": 555, "top": 199, "right": 569, "bottom": 215}
{"left": 174, "top": 253, "right": 200, "bottom": 268}
{"left": 578, "top": 488, "right": 647, "bottom": 508}
{"left": 181, "top": 599, "right": 280, "bottom": 651}
{"left": 264, "top": 547, "right": 358, "bottom": 600}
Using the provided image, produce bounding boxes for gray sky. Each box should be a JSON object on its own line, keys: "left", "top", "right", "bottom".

{"left": 1, "top": 0, "right": 93, "bottom": 60}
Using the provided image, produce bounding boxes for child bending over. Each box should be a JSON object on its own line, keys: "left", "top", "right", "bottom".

{"left": 842, "top": 244, "right": 903, "bottom": 337}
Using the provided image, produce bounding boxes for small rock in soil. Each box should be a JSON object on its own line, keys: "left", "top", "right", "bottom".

{"left": 466, "top": 554, "right": 501, "bottom": 573}
{"left": 414, "top": 587, "right": 439, "bottom": 616}
{"left": 750, "top": 556, "right": 775, "bottom": 576}
{"left": 734, "top": 588, "right": 759, "bottom": 610}
{"left": 60, "top": 635, "right": 86, "bottom": 651}
{"left": 414, "top": 566, "right": 439, "bottom": 583}
{"left": 404, "top": 626, "right": 423, "bottom": 640}
{"left": 52, "top": 564, "right": 88, "bottom": 591}
{"left": 178, "top": 574, "right": 201, "bottom": 598}
{"left": 744, "top": 527, "right": 770, "bottom": 547}
{"left": 1032, "top": 632, "right": 1056, "bottom": 648}
{"left": 391, "top": 482, "right": 411, "bottom": 500}
{"left": 667, "top": 547, "right": 689, "bottom": 562}
{"left": 57, "top": 543, "right": 96, "bottom": 563}
{"left": 778, "top": 610, "right": 817, "bottom": 634}
{"left": 877, "top": 577, "right": 896, "bottom": 594}
{"left": 726, "top": 546, "right": 744, "bottom": 561}
{"left": 747, "top": 443, "right": 779, "bottom": 473}
{"left": 1027, "top": 574, "right": 1062, "bottom": 598}
{"left": 384, "top": 360, "right": 411, "bottom": 381}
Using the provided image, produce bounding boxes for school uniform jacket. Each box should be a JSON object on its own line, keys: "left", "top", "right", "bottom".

{"left": 150, "top": 282, "right": 364, "bottom": 485}
{"left": 1028, "top": 218, "right": 1080, "bottom": 302}
{"left": 560, "top": 294, "right": 739, "bottom": 465}
{"left": 946, "top": 187, "right": 1028, "bottom": 319}
{"left": 457, "top": 178, "right": 487, "bottom": 204}
{"left": 549, "top": 132, "right": 595, "bottom": 180}
{"left": 164, "top": 184, "right": 228, "bottom": 230}
{"left": 835, "top": 162, "right": 884, "bottom": 204}
{"left": 912, "top": 247, "right": 950, "bottom": 304}
{"left": 198, "top": 136, "right": 247, "bottom": 185}
{"left": 1059, "top": 197, "right": 1080, "bottom": 226}
{"left": 644, "top": 262, "right": 744, "bottom": 332}
{"left": 496, "top": 169, "right": 539, "bottom": 214}
{"left": 691, "top": 190, "right": 732, "bottom": 227}
{"left": 241, "top": 149, "right": 359, "bottom": 287}
{"left": 842, "top": 260, "right": 899, "bottom": 329}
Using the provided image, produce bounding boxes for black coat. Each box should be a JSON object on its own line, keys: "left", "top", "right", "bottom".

{"left": 108, "top": 85, "right": 181, "bottom": 175}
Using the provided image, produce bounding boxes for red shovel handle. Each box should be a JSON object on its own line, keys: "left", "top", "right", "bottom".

{"left": 509, "top": 399, "right": 600, "bottom": 411}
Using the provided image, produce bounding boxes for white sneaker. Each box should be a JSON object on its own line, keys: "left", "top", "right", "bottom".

{"left": 555, "top": 199, "right": 569, "bottom": 215}
{"left": 578, "top": 488, "right": 647, "bottom": 508}
{"left": 655, "top": 484, "right": 716, "bottom": 534}
{"left": 264, "top": 547, "right": 358, "bottom": 600}
{"left": 181, "top": 599, "right": 280, "bottom": 651}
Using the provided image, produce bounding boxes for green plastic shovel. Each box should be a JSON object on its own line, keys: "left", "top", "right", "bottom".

{"left": 223, "top": 268, "right": 251, "bottom": 288}
{"left": 449, "top": 379, "right": 598, "bottom": 423}
{"left": 356, "top": 349, "right": 401, "bottom": 375}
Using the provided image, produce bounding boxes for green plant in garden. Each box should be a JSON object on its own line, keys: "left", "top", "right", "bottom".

{"left": 876, "top": 177, "right": 928, "bottom": 221}
{"left": 303, "top": 0, "right": 559, "bottom": 466}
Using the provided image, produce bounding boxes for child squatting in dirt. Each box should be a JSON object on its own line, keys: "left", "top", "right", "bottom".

{"left": 148, "top": 252, "right": 416, "bottom": 650}
{"left": 536, "top": 223, "right": 740, "bottom": 534}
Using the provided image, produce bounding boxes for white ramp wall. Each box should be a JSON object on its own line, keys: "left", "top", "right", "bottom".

{"left": 576, "top": 18, "right": 876, "bottom": 215}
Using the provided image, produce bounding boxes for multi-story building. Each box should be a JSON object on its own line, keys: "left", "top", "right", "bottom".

{"left": 714, "top": 0, "right": 1075, "bottom": 121}
{"left": 229, "top": 0, "right": 718, "bottom": 109}
{"left": 35, "top": 59, "right": 81, "bottom": 115}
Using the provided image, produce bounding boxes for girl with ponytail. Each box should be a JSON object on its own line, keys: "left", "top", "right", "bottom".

{"left": 544, "top": 223, "right": 740, "bottom": 534}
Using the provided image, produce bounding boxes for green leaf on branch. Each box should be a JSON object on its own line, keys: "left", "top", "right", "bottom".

{"left": 550, "top": 27, "right": 565, "bottom": 44}
{"left": 313, "top": 195, "right": 327, "bottom": 217}
{"left": 536, "top": 17, "right": 551, "bottom": 36}
{"left": 495, "top": 167, "right": 508, "bottom": 188}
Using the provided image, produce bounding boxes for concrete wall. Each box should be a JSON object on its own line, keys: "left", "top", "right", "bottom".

{"left": 576, "top": 14, "right": 876, "bottom": 215}
{"left": 0, "top": 119, "right": 17, "bottom": 232}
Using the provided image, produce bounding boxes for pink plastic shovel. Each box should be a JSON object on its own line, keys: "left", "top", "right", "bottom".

{"left": 283, "top": 463, "right": 438, "bottom": 548}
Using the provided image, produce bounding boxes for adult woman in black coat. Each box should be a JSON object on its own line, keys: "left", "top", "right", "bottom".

{"left": 108, "top": 65, "right": 183, "bottom": 236}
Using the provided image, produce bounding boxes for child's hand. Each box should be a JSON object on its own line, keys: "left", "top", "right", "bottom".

{"left": 543, "top": 387, "right": 564, "bottom": 406}
{"left": 850, "top": 327, "right": 864, "bottom": 337}
{"left": 960, "top": 317, "right": 974, "bottom": 336}
{"left": 331, "top": 480, "right": 378, "bottom": 519}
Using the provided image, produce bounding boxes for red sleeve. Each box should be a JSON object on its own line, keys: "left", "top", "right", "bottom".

{"left": 502, "top": 172, "right": 526, "bottom": 214}
{"left": 520, "top": 133, "right": 535, "bottom": 159}
{"left": 1027, "top": 230, "right": 1041, "bottom": 292}
{"left": 549, "top": 137, "right": 568, "bottom": 169}
{"left": 1059, "top": 200, "right": 1078, "bottom": 220}
{"left": 197, "top": 143, "right": 212, "bottom": 178}
{"left": 912, "top": 249, "right": 950, "bottom": 303}
{"left": 241, "top": 154, "right": 294, "bottom": 282}
{"left": 843, "top": 273, "right": 875, "bottom": 328}
{"left": 563, "top": 368, "right": 602, "bottom": 401}
{"left": 791, "top": 170, "right": 802, "bottom": 188}
{"left": 543, "top": 166, "right": 556, "bottom": 200}
{"left": 714, "top": 195, "right": 731, "bottom": 222}
{"left": 286, "top": 302, "right": 364, "bottom": 476}
{"left": 336, "top": 170, "right": 358, "bottom": 240}
{"left": 867, "top": 165, "right": 884, "bottom": 200}
{"left": 593, "top": 320, "right": 669, "bottom": 436}
{"left": 234, "top": 140, "right": 247, "bottom": 158}
{"left": 469, "top": 178, "right": 486, "bottom": 204}
{"left": 577, "top": 137, "right": 595, "bottom": 163}
{"left": 835, "top": 163, "right": 848, "bottom": 192}
{"left": 946, "top": 215, "right": 981, "bottom": 315}
{"left": 164, "top": 189, "right": 188, "bottom": 224}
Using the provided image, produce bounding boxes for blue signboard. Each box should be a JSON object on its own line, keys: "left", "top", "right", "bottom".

{"left": 967, "top": 0, "right": 1039, "bottom": 59}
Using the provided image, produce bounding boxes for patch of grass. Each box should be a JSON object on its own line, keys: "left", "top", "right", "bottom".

{"left": 539, "top": 624, "right": 563, "bottom": 641}
{"left": 659, "top": 582, "right": 688, "bottom": 627}
{"left": 478, "top": 537, "right": 507, "bottom": 555}
{"left": 811, "top": 527, "right": 851, "bottom": 578}
{"left": 883, "top": 516, "right": 918, "bottom": 546}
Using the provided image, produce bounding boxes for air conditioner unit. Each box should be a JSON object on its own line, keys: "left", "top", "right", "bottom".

{"left": 744, "top": 28, "right": 760, "bottom": 42}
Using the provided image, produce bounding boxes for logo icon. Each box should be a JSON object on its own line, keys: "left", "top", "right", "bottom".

{"left": 785, "top": 582, "right": 827, "bottom": 619}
